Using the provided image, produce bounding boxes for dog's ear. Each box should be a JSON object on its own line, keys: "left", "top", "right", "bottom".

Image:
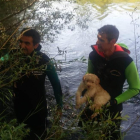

{"left": 82, "top": 76, "right": 85, "bottom": 81}
{"left": 83, "top": 74, "right": 87, "bottom": 82}
{"left": 94, "top": 76, "right": 100, "bottom": 84}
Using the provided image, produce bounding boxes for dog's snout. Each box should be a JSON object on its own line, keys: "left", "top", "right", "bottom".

{"left": 86, "top": 82, "right": 91, "bottom": 88}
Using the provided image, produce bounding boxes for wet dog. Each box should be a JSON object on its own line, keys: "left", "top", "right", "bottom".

{"left": 76, "top": 73, "right": 111, "bottom": 118}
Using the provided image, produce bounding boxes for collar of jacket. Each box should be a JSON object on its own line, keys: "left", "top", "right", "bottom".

{"left": 91, "top": 44, "right": 129, "bottom": 60}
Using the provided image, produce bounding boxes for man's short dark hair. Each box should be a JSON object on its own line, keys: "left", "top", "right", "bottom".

{"left": 98, "top": 25, "right": 119, "bottom": 42}
{"left": 20, "top": 28, "right": 42, "bottom": 51}
{"left": 20, "top": 28, "right": 41, "bottom": 46}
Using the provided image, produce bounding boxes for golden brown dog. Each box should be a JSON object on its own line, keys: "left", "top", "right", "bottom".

{"left": 76, "top": 73, "right": 111, "bottom": 118}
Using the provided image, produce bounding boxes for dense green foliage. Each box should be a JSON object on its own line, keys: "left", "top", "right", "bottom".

{"left": 0, "top": 119, "right": 30, "bottom": 140}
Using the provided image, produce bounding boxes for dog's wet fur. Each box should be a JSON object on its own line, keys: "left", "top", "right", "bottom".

{"left": 76, "top": 73, "right": 111, "bottom": 118}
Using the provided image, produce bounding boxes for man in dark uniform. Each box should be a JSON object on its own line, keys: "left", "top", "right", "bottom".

{"left": 78, "top": 25, "right": 140, "bottom": 139}
{"left": 13, "top": 28, "right": 63, "bottom": 139}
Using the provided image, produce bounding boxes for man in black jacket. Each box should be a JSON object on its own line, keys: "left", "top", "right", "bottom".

{"left": 78, "top": 25, "right": 140, "bottom": 140}
{"left": 13, "top": 28, "right": 63, "bottom": 139}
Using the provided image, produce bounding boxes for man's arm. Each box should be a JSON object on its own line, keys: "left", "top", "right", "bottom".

{"left": 46, "top": 61, "right": 63, "bottom": 109}
{"left": 115, "top": 61, "right": 140, "bottom": 104}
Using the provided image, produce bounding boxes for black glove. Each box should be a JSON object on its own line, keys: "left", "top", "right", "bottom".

{"left": 109, "top": 99, "right": 117, "bottom": 106}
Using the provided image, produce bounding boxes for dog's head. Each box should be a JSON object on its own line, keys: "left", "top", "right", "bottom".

{"left": 83, "top": 74, "right": 100, "bottom": 89}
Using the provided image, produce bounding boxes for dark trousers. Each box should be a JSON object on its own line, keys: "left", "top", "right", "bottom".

{"left": 14, "top": 98, "right": 47, "bottom": 140}
{"left": 78, "top": 106, "right": 121, "bottom": 140}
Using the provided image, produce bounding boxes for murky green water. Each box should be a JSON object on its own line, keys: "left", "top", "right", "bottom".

{"left": 33, "top": 0, "right": 140, "bottom": 139}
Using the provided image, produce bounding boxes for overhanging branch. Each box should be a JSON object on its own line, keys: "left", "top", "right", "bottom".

{"left": 0, "top": 0, "right": 38, "bottom": 23}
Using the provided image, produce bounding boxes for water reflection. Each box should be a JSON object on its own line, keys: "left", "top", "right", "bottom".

{"left": 76, "top": 0, "right": 140, "bottom": 20}
{"left": 77, "top": 0, "right": 140, "bottom": 5}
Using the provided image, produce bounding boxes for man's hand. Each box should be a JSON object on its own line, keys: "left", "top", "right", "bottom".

{"left": 54, "top": 108, "right": 62, "bottom": 124}
{"left": 107, "top": 99, "right": 117, "bottom": 106}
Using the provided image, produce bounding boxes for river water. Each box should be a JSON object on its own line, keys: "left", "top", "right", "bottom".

{"left": 30, "top": 0, "right": 140, "bottom": 139}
